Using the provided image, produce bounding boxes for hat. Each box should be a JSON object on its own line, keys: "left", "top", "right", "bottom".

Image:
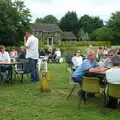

{"left": 76, "top": 50, "right": 80, "bottom": 53}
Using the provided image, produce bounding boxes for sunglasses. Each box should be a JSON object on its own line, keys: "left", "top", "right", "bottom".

{"left": 108, "top": 54, "right": 113, "bottom": 56}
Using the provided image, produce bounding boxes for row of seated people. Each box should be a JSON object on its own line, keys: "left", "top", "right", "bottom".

{"left": 4, "top": 46, "right": 63, "bottom": 64}
{"left": 40, "top": 48, "right": 63, "bottom": 63}
{"left": 71, "top": 49, "right": 116, "bottom": 72}
{"left": 72, "top": 49, "right": 120, "bottom": 109}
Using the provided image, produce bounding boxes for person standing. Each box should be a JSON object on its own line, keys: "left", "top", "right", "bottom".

{"left": 24, "top": 31, "right": 39, "bottom": 83}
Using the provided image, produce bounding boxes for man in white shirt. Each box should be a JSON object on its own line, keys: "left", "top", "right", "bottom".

{"left": 24, "top": 31, "right": 39, "bottom": 82}
{"left": 54, "top": 48, "right": 61, "bottom": 63}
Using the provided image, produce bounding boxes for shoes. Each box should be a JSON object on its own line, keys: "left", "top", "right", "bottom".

{"left": 78, "top": 90, "right": 86, "bottom": 103}
{"left": 105, "top": 103, "right": 118, "bottom": 109}
{"left": 87, "top": 93, "right": 95, "bottom": 97}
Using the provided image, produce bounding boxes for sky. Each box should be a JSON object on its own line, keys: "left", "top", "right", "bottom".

{"left": 22, "top": 0, "right": 120, "bottom": 22}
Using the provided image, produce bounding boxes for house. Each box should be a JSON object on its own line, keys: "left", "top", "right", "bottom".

{"left": 31, "top": 24, "right": 62, "bottom": 46}
{"left": 62, "top": 32, "right": 76, "bottom": 41}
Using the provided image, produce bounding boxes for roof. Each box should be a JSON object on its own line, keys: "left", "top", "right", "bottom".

{"left": 62, "top": 32, "right": 76, "bottom": 40}
{"left": 31, "top": 24, "right": 62, "bottom": 32}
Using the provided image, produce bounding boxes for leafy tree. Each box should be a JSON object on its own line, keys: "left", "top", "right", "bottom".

{"left": 107, "top": 11, "right": 120, "bottom": 44}
{"left": 59, "top": 11, "right": 79, "bottom": 34}
{"left": 77, "top": 29, "right": 89, "bottom": 41}
{"left": 35, "top": 18, "right": 44, "bottom": 23}
{"left": 79, "top": 15, "right": 104, "bottom": 33}
{"left": 43, "top": 15, "right": 58, "bottom": 24}
{"left": 0, "top": 0, "right": 31, "bottom": 46}
{"left": 35, "top": 15, "right": 58, "bottom": 24}
{"left": 91, "top": 27, "right": 112, "bottom": 41}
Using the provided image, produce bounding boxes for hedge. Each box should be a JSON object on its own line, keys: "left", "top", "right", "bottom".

{"left": 61, "top": 41, "right": 111, "bottom": 47}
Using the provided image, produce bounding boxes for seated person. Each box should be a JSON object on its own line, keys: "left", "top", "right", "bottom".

{"left": 71, "top": 50, "right": 83, "bottom": 71}
{"left": 17, "top": 46, "right": 26, "bottom": 59}
{"left": 0, "top": 45, "right": 12, "bottom": 80}
{"left": 72, "top": 50, "right": 99, "bottom": 99}
{"left": 105, "top": 55, "right": 120, "bottom": 109}
{"left": 54, "top": 48, "right": 61, "bottom": 63}
{"left": 101, "top": 49, "right": 116, "bottom": 68}
{"left": 72, "top": 50, "right": 98, "bottom": 84}
{"left": 9, "top": 47, "right": 18, "bottom": 59}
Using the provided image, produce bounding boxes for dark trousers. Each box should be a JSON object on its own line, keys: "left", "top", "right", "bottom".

{"left": 107, "top": 96, "right": 118, "bottom": 109}
{"left": 27, "top": 58, "right": 38, "bottom": 82}
{"left": 0, "top": 65, "right": 12, "bottom": 80}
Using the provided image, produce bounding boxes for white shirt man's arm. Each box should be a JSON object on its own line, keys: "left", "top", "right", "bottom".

{"left": 24, "top": 36, "right": 30, "bottom": 49}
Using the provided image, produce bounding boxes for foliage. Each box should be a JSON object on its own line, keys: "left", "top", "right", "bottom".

{"left": 79, "top": 15, "right": 104, "bottom": 33}
{"left": 35, "top": 15, "right": 58, "bottom": 24}
{"left": 0, "top": 0, "right": 31, "bottom": 46}
{"left": 77, "top": 29, "right": 89, "bottom": 41}
{"left": 107, "top": 11, "right": 120, "bottom": 45}
{"left": 59, "top": 11, "right": 79, "bottom": 34}
{"left": 61, "top": 41, "right": 111, "bottom": 47}
{"left": 91, "top": 27, "right": 113, "bottom": 41}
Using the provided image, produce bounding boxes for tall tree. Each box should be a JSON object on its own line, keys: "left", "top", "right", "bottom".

{"left": 35, "top": 15, "right": 58, "bottom": 24}
{"left": 91, "top": 27, "right": 112, "bottom": 41}
{"left": 0, "top": 0, "right": 31, "bottom": 46}
{"left": 59, "top": 11, "right": 79, "bottom": 34}
{"left": 107, "top": 11, "right": 120, "bottom": 44}
{"left": 79, "top": 15, "right": 104, "bottom": 33}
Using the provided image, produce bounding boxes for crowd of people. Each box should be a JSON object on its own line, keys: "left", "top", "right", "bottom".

{"left": 0, "top": 30, "right": 63, "bottom": 83}
{"left": 71, "top": 46, "right": 120, "bottom": 109}
{"left": 0, "top": 34, "right": 120, "bottom": 109}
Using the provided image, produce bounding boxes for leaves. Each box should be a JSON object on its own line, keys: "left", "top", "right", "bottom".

{"left": 0, "top": 0, "right": 31, "bottom": 46}
{"left": 59, "top": 11, "right": 79, "bottom": 34}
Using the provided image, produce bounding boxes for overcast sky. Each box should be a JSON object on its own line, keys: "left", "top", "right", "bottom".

{"left": 23, "top": 0, "right": 120, "bottom": 22}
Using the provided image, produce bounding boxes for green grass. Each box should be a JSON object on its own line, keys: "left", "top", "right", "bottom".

{"left": 0, "top": 63, "right": 120, "bottom": 120}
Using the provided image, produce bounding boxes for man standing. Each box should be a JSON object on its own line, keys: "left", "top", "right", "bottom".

{"left": 24, "top": 31, "right": 39, "bottom": 83}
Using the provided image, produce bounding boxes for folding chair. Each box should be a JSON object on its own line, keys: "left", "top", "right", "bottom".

{"left": 15, "top": 59, "right": 31, "bottom": 82}
{"left": 79, "top": 76, "right": 101, "bottom": 104}
{"left": 107, "top": 83, "right": 120, "bottom": 98}
{"left": 105, "top": 83, "right": 120, "bottom": 108}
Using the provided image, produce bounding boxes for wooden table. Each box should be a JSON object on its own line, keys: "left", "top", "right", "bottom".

{"left": 0, "top": 62, "right": 16, "bottom": 65}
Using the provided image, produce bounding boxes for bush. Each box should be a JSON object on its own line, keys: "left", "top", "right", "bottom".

{"left": 61, "top": 41, "right": 111, "bottom": 47}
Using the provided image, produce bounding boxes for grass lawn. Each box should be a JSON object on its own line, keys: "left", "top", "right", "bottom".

{"left": 0, "top": 63, "right": 120, "bottom": 120}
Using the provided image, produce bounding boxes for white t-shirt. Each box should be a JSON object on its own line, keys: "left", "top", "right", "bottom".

{"left": 72, "top": 56, "right": 83, "bottom": 68}
{"left": 26, "top": 35, "right": 39, "bottom": 59}
{"left": 106, "top": 67, "right": 120, "bottom": 84}
{"left": 0, "top": 51, "right": 11, "bottom": 62}
{"left": 55, "top": 50, "right": 61, "bottom": 57}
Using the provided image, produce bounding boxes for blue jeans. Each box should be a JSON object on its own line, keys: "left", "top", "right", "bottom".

{"left": 72, "top": 77, "right": 82, "bottom": 83}
{"left": 28, "top": 58, "right": 38, "bottom": 82}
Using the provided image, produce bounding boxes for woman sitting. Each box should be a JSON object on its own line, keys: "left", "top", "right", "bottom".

{"left": 105, "top": 55, "right": 120, "bottom": 109}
